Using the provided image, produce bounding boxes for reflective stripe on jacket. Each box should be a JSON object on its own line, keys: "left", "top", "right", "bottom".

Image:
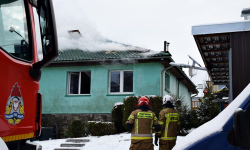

{"left": 126, "top": 109, "right": 159, "bottom": 142}
{"left": 159, "top": 108, "right": 180, "bottom": 141}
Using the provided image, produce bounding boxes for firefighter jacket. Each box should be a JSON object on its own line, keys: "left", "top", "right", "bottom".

{"left": 126, "top": 109, "right": 160, "bottom": 143}
{"left": 158, "top": 107, "right": 180, "bottom": 142}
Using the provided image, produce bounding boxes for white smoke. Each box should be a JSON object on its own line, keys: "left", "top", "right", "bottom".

{"left": 34, "top": 0, "right": 160, "bottom": 61}
{"left": 53, "top": 0, "right": 145, "bottom": 52}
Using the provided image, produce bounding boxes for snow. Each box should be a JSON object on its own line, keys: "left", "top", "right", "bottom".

{"left": 0, "top": 137, "right": 8, "bottom": 150}
{"left": 114, "top": 102, "right": 123, "bottom": 106}
{"left": 113, "top": 102, "right": 123, "bottom": 108}
{"left": 173, "top": 83, "right": 250, "bottom": 150}
{"left": 29, "top": 133, "right": 184, "bottom": 150}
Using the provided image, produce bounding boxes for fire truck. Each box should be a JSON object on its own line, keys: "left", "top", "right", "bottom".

{"left": 0, "top": 0, "right": 58, "bottom": 149}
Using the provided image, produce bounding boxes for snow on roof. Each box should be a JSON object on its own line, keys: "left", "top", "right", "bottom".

{"left": 192, "top": 20, "right": 250, "bottom": 35}
{"left": 173, "top": 83, "right": 250, "bottom": 150}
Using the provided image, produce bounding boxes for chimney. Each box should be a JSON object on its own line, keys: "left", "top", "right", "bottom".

{"left": 68, "top": 30, "right": 82, "bottom": 39}
{"left": 164, "top": 41, "right": 170, "bottom": 52}
{"left": 241, "top": 8, "right": 250, "bottom": 20}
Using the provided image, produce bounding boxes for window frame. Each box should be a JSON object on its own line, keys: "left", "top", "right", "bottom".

{"left": 109, "top": 70, "right": 134, "bottom": 94}
{"left": 67, "top": 71, "right": 91, "bottom": 95}
{"left": 197, "top": 84, "right": 203, "bottom": 89}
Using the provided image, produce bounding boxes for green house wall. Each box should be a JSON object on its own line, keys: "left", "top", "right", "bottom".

{"left": 40, "top": 62, "right": 162, "bottom": 114}
{"left": 162, "top": 71, "right": 192, "bottom": 109}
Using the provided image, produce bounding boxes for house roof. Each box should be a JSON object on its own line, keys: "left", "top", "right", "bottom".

{"left": 54, "top": 49, "right": 171, "bottom": 62}
{"left": 191, "top": 20, "right": 250, "bottom": 85}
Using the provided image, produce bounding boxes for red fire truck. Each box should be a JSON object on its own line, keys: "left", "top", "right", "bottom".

{"left": 0, "top": 0, "right": 58, "bottom": 149}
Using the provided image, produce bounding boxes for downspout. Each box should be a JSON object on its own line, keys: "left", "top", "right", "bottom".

{"left": 160, "top": 66, "right": 173, "bottom": 97}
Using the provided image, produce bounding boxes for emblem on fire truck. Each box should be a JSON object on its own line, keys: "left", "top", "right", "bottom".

{"left": 5, "top": 83, "right": 24, "bottom": 125}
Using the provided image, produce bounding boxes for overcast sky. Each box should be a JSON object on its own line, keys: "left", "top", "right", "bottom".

{"left": 39, "top": 0, "right": 249, "bottom": 70}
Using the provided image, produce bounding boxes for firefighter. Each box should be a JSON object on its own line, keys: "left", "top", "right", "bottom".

{"left": 156, "top": 95, "right": 180, "bottom": 150}
{"left": 126, "top": 96, "right": 161, "bottom": 150}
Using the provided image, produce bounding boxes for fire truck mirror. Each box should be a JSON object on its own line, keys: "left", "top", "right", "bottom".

{"left": 33, "top": 0, "right": 58, "bottom": 71}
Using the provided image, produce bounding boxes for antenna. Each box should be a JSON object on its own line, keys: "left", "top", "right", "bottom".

{"left": 169, "top": 55, "right": 207, "bottom": 77}
{"left": 188, "top": 55, "right": 201, "bottom": 67}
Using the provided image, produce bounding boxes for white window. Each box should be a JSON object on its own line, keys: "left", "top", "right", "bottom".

{"left": 109, "top": 70, "right": 133, "bottom": 94}
{"left": 68, "top": 71, "right": 91, "bottom": 95}
{"left": 197, "top": 84, "right": 203, "bottom": 89}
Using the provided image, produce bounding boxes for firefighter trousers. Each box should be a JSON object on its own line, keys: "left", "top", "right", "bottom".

{"left": 159, "top": 140, "right": 176, "bottom": 150}
{"left": 129, "top": 142, "right": 154, "bottom": 150}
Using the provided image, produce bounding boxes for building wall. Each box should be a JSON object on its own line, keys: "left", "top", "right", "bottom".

{"left": 162, "top": 71, "right": 192, "bottom": 109}
{"left": 179, "top": 82, "right": 192, "bottom": 109}
{"left": 231, "top": 31, "right": 250, "bottom": 99}
{"left": 39, "top": 62, "right": 162, "bottom": 114}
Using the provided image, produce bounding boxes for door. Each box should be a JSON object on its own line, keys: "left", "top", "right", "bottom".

{"left": 0, "top": 0, "right": 39, "bottom": 142}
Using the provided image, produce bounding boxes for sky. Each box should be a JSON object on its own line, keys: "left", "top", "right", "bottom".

{"left": 35, "top": 0, "right": 249, "bottom": 72}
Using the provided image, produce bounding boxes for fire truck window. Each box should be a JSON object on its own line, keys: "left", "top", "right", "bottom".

{"left": 0, "top": 0, "right": 32, "bottom": 61}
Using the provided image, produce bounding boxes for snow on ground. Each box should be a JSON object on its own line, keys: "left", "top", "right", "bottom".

{"left": 30, "top": 133, "right": 184, "bottom": 150}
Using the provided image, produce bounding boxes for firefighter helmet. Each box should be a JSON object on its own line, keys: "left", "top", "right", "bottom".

{"left": 162, "top": 95, "right": 173, "bottom": 105}
{"left": 138, "top": 97, "right": 150, "bottom": 107}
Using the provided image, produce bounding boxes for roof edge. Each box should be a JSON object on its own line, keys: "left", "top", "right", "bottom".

{"left": 192, "top": 20, "right": 250, "bottom": 35}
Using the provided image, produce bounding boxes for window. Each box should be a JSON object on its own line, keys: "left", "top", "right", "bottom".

{"left": 197, "top": 84, "right": 203, "bottom": 89}
{"left": 109, "top": 70, "right": 133, "bottom": 94}
{"left": 0, "top": 0, "right": 32, "bottom": 61}
{"left": 68, "top": 71, "right": 91, "bottom": 95}
{"left": 165, "top": 71, "right": 170, "bottom": 91}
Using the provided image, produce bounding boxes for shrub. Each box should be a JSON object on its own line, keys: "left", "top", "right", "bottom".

{"left": 147, "top": 96, "right": 162, "bottom": 119}
{"left": 197, "top": 99, "right": 220, "bottom": 125}
{"left": 197, "top": 84, "right": 221, "bottom": 125}
{"left": 66, "top": 120, "right": 87, "bottom": 138}
{"left": 112, "top": 102, "right": 126, "bottom": 133}
{"left": 174, "top": 98, "right": 194, "bottom": 135}
{"left": 122, "top": 96, "right": 139, "bottom": 130}
{"left": 87, "top": 121, "right": 117, "bottom": 136}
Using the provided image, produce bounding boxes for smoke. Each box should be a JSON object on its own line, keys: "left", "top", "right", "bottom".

{"left": 52, "top": 0, "right": 145, "bottom": 52}
{"left": 34, "top": 0, "right": 160, "bottom": 61}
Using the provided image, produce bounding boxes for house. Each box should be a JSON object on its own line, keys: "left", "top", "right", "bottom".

{"left": 192, "top": 8, "right": 250, "bottom": 103}
{"left": 39, "top": 44, "right": 197, "bottom": 137}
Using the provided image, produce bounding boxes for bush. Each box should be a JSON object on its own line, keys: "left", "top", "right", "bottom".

{"left": 87, "top": 122, "right": 117, "bottom": 136}
{"left": 174, "top": 97, "right": 201, "bottom": 135}
{"left": 66, "top": 120, "right": 87, "bottom": 138}
{"left": 197, "top": 99, "right": 220, "bottom": 125}
{"left": 112, "top": 103, "right": 126, "bottom": 133}
{"left": 122, "top": 96, "right": 139, "bottom": 130}
{"left": 197, "top": 84, "right": 221, "bottom": 125}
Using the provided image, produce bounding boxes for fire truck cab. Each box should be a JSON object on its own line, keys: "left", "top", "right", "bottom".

{"left": 0, "top": 0, "right": 58, "bottom": 149}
